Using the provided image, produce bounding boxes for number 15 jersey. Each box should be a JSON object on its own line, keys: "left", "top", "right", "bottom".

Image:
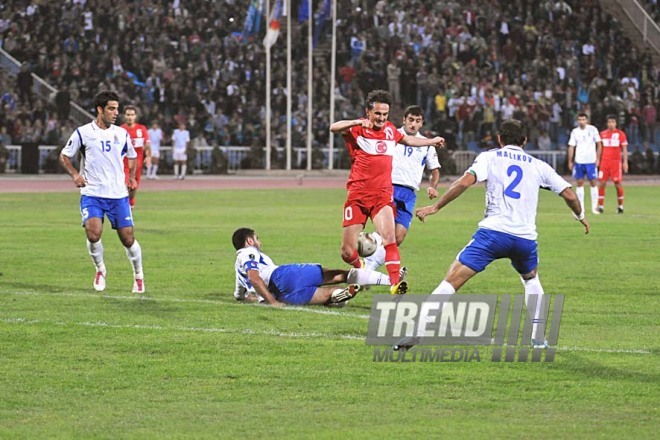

{"left": 467, "top": 145, "right": 571, "bottom": 240}
{"left": 61, "top": 122, "right": 135, "bottom": 199}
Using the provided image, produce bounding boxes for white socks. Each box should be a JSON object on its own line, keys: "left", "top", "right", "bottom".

{"left": 590, "top": 186, "right": 599, "bottom": 211}
{"left": 86, "top": 239, "right": 105, "bottom": 273}
{"left": 431, "top": 280, "right": 456, "bottom": 295}
{"left": 124, "top": 240, "right": 144, "bottom": 279}
{"left": 522, "top": 275, "right": 546, "bottom": 340}
{"left": 347, "top": 268, "right": 390, "bottom": 286}
{"left": 576, "top": 186, "right": 585, "bottom": 214}
{"left": 174, "top": 164, "right": 180, "bottom": 177}
{"left": 181, "top": 164, "right": 187, "bottom": 177}
{"left": 364, "top": 245, "right": 386, "bottom": 271}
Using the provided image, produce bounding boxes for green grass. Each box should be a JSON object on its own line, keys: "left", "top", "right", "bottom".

{"left": 0, "top": 186, "right": 658, "bottom": 439}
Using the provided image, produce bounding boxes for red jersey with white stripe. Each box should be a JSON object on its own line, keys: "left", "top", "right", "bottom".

{"left": 343, "top": 120, "right": 405, "bottom": 193}
{"left": 600, "top": 129, "right": 628, "bottom": 162}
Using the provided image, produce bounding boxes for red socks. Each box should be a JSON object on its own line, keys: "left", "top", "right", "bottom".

{"left": 384, "top": 243, "right": 401, "bottom": 285}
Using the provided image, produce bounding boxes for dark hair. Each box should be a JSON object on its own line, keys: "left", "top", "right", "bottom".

{"left": 124, "top": 105, "right": 137, "bottom": 113}
{"left": 577, "top": 112, "right": 588, "bottom": 119}
{"left": 606, "top": 114, "right": 617, "bottom": 122}
{"left": 365, "top": 89, "right": 392, "bottom": 110}
{"left": 232, "top": 227, "right": 255, "bottom": 250}
{"left": 498, "top": 119, "right": 527, "bottom": 147}
{"left": 403, "top": 105, "right": 424, "bottom": 119}
{"left": 93, "top": 90, "right": 119, "bottom": 114}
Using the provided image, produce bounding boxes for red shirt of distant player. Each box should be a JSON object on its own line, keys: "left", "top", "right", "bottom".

{"left": 342, "top": 119, "right": 404, "bottom": 226}
{"left": 599, "top": 128, "right": 628, "bottom": 182}
{"left": 121, "top": 123, "right": 149, "bottom": 184}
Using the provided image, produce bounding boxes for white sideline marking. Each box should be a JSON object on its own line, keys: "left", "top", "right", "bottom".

{"left": 6, "top": 290, "right": 371, "bottom": 320}
{"left": 0, "top": 317, "right": 364, "bottom": 341}
{"left": 0, "top": 317, "right": 652, "bottom": 354}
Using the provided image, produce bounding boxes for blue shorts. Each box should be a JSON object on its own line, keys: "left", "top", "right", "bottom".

{"left": 393, "top": 185, "right": 417, "bottom": 230}
{"left": 573, "top": 163, "right": 597, "bottom": 181}
{"left": 268, "top": 264, "right": 323, "bottom": 305}
{"left": 457, "top": 229, "right": 538, "bottom": 274}
{"left": 80, "top": 195, "right": 133, "bottom": 230}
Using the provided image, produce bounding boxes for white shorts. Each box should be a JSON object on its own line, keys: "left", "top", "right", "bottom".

{"left": 173, "top": 150, "right": 187, "bottom": 161}
{"left": 150, "top": 150, "right": 160, "bottom": 159}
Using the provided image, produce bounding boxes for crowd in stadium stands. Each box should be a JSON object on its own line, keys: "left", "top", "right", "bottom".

{"left": 0, "top": 0, "right": 658, "bottom": 171}
{"left": 642, "top": 1, "right": 659, "bottom": 23}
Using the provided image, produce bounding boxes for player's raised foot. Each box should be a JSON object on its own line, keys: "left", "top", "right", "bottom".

{"left": 617, "top": 207, "right": 624, "bottom": 214}
{"left": 329, "top": 284, "right": 362, "bottom": 304}
{"left": 93, "top": 271, "right": 106, "bottom": 292}
{"left": 390, "top": 280, "right": 408, "bottom": 295}
{"left": 597, "top": 206, "right": 604, "bottom": 214}
{"left": 392, "top": 336, "right": 419, "bottom": 351}
{"left": 531, "top": 338, "right": 549, "bottom": 349}
{"left": 132, "top": 278, "right": 145, "bottom": 294}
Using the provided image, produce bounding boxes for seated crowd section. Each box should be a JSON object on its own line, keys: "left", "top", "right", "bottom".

{"left": 0, "top": 0, "right": 658, "bottom": 171}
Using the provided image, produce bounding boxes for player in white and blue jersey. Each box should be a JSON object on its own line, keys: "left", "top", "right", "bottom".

{"left": 568, "top": 112, "right": 602, "bottom": 215}
{"left": 232, "top": 228, "right": 391, "bottom": 306}
{"left": 404, "top": 119, "right": 589, "bottom": 349}
{"left": 364, "top": 105, "right": 441, "bottom": 271}
{"left": 59, "top": 90, "right": 146, "bottom": 294}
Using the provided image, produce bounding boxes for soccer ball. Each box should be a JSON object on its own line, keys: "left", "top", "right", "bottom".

{"left": 357, "top": 231, "right": 378, "bottom": 257}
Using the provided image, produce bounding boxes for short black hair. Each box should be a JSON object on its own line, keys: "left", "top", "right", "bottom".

{"left": 606, "top": 114, "right": 617, "bottom": 122}
{"left": 577, "top": 112, "right": 588, "bottom": 119}
{"left": 232, "top": 227, "right": 256, "bottom": 250}
{"left": 93, "top": 90, "right": 119, "bottom": 114}
{"left": 498, "top": 119, "right": 527, "bottom": 147}
{"left": 403, "top": 105, "right": 424, "bottom": 119}
{"left": 365, "top": 89, "right": 392, "bottom": 110}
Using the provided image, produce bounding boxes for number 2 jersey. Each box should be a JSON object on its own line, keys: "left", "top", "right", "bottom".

{"left": 467, "top": 145, "right": 571, "bottom": 240}
{"left": 61, "top": 122, "right": 135, "bottom": 199}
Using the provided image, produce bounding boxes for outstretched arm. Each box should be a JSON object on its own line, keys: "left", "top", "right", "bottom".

{"left": 416, "top": 172, "right": 476, "bottom": 222}
{"left": 330, "top": 119, "right": 369, "bottom": 134}
{"left": 559, "top": 187, "right": 590, "bottom": 234}
{"left": 401, "top": 134, "right": 445, "bottom": 148}
{"left": 247, "top": 270, "right": 284, "bottom": 307}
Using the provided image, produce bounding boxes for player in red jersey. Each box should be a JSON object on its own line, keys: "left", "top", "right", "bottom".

{"left": 598, "top": 114, "right": 628, "bottom": 214}
{"left": 121, "top": 105, "right": 151, "bottom": 208}
{"left": 330, "top": 90, "right": 445, "bottom": 294}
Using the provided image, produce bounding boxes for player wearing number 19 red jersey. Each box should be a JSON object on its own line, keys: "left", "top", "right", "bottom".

{"left": 598, "top": 115, "right": 628, "bottom": 214}
{"left": 121, "top": 105, "right": 151, "bottom": 208}
{"left": 330, "top": 90, "right": 446, "bottom": 294}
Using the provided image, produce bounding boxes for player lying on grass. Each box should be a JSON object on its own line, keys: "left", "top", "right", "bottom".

{"left": 232, "top": 228, "right": 392, "bottom": 307}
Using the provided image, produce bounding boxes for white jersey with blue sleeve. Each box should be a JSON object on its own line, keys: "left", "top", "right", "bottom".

{"left": 568, "top": 124, "right": 601, "bottom": 163}
{"left": 61, "top": 122, "right": 135, "bottom": 199}
{"left": 235, "top": 246, "right": 278, "bottom": 291}
{"left": 467, "top": 145, "right": 571, "bottom": 240}
{"left": 391, "top": 128, "right": 441, "bottom": 190}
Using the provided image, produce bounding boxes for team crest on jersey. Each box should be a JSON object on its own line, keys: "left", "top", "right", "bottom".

{"left": 376, "top": 141, "right": 387, "bottom": 154}
{"left": 114, "top": 135, "right": 119, "bottom": 145}
{"left": 137, "top": 129, "right": 142, "bottom": 137}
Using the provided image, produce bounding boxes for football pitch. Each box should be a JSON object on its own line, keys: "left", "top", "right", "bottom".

{"left": 0, "top": 183, "right": 657, "bottom": 439}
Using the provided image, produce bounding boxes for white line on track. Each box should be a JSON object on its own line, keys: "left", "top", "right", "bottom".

{"left": 2, "top": 292, "right": 653, "bottom": 355}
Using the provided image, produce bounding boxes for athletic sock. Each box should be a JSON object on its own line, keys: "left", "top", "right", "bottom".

{"left": 86, "top": 239, "right": 105, "bottom": 273}
{"left": 342, "top": 249, "right": 362, "bottom": 268}
{"left": 617, "top": 186, "right": 624, "bottom": 208}
{"left": 347, "top": 268, "right": 390, "bottom": 286}
{"left": 384, "top": 243, "right": 401, "bottom": 285}
{"left": 152, "top": 164, "right": 158, "bottom": 177}
{"left": 364, "top": 244, "right": 386, "bottom": 271}
{"left": 181, "top": 164, "right": 187, "bottom": 177}
{"left": 598, "top": 186, "right": 605, "bottom": 208}
{"left": 590, "top": 186, "right": 599, "bottom": 211}
{"left": 124, "top": 240, "right": 143, "bottom": 279}
{"left": 431, "top": 280, "right": 456, "bottom": 295}
{"left": 522, "top": 275, "right": 547, "bottom": 341}
{"left": 417, "top": 281, "right": 456, "bottom": 337}
{"left": 174, "top": 164, "right": 180, "bottom": 178}
{"left": 576, "top": 186, "right": 585, "bottom": 213}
